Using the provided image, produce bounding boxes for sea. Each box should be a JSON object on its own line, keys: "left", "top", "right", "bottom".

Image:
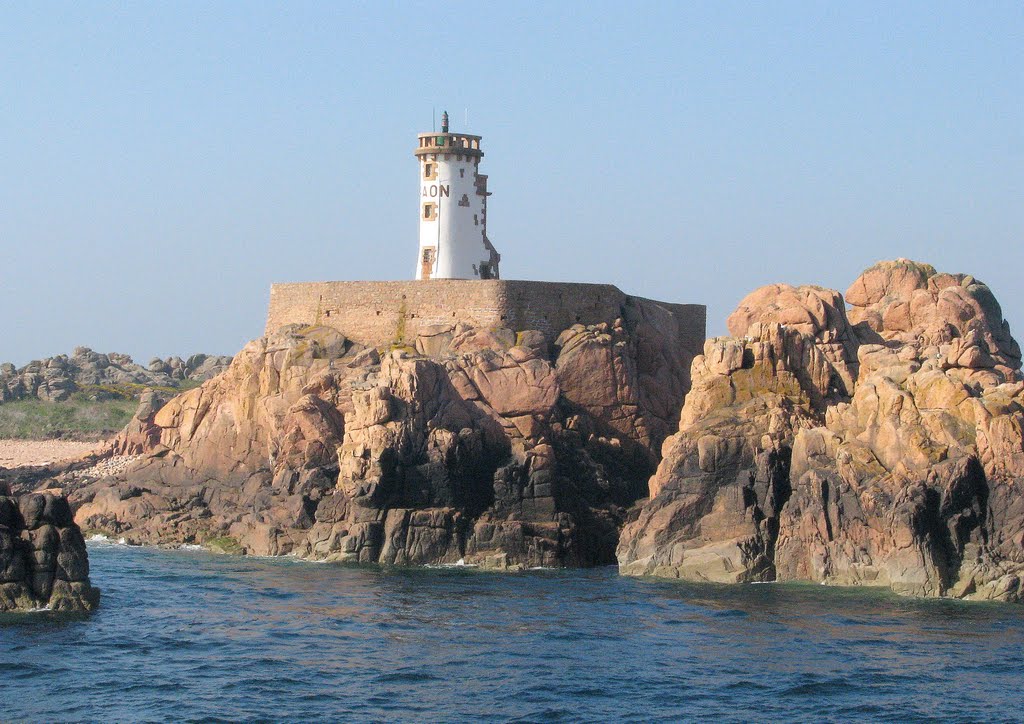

{"left": 2, "top": 540, "right": 1024, "bottom": 722}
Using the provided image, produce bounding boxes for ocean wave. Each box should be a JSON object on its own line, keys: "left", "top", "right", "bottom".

{"left": 20, "top": 605, "right": 53, "bottom": 613}
{"left": 424, "top": 558, "right": 479, "bottom": 569}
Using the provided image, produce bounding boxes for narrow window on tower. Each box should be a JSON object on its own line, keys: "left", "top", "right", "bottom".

{"left": 424, "top": 163, "right": 433, "bottom": 179}
{"left": 421, "top": 247, "right": 436, "bottom": 280}
{"left": 423, "top": 203, "right": 437, "bottom": 220}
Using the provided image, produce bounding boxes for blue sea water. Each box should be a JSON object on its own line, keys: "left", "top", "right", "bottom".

{"left": 3, "top": 542, "right": 1024, "bottom": 722}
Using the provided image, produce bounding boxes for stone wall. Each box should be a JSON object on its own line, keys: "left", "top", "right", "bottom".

{"left": 266, "top": 279, "right": 705, "bottom": 352}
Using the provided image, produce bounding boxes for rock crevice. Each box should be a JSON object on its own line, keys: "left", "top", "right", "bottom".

{"left": 618, "top": 259, "right": 1024, "bottom": 601}
{"left": 63, "top": 298, "right": 700, "bottom": 571}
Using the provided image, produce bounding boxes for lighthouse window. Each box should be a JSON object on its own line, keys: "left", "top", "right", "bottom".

{"left": 420, "top": 247, "right": 436, "bottom": 280}
{"left": 423, "top": 203, "right": 436, "bottom": 220}
{"left": 424, "top": 163, "right": 434, "bottom": 179}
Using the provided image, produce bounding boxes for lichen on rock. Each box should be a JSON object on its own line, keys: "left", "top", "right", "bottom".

{"left": 619, "top": 259, "right": 1024, "bottom": 601}
{"left": 66, "top": 298, "right": 699, "bottom": 570}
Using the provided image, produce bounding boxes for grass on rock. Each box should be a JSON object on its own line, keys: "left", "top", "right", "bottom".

{"left": 0, "top": 379, "right": 201, "bottom": 440}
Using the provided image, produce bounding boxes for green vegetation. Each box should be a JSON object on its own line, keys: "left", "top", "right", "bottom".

{"left": 0, "top": 397, "right": 137, "bottom": 440}
{"left": 0, "top": 378, "right": 203, "bottom": 440}
{"left": 395, "top": 300, "right": 407, "bottom": 342}
{"left": 205, "top": 536, "right": 243, "bottom": 555}
{"left": 72, "top": 380, "right": 198, "bottom": 401}
{"left": 388, "top": 341, "right": 417, "bottom": 354}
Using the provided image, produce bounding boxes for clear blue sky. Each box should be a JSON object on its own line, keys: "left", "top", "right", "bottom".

{"left": 2, "top": 2, "right": 1021, "bottom": 365}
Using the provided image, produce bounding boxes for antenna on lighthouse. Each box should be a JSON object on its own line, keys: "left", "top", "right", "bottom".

{"left": 432, "top": 107, "right": 435, "bottom": 132}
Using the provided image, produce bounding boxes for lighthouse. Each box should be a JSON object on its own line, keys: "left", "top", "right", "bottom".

{"left": 414, "top": 111, "right": 500, "bottom": 280}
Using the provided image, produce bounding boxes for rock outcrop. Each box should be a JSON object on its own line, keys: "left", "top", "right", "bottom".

{"left": 846, "top": 258, "right": 1021, "bottom": 381}
{"left": 21, "top": 257, "right": 1024, "bottom": 602}
{"left": 62, "top": 297, "right": 699, "bottom": 569}
{"left": 617, "top": 293, "right": 850, "bottom": 582}
{"left": 619, "top": 260, "right": 1024, "bottom": 601}
{"left": 0, "top": 484, "right": 99, "bottom": 612}
{"left": 0, "top": 347, "right": 232, "bottom": 403}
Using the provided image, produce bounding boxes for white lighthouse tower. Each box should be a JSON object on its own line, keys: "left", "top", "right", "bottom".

{"left": 414, "top": 111, "right": 500, "bottom": 280}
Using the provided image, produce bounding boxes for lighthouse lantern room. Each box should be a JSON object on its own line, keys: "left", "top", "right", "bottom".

{"left": 414, "top": 111, "right": 500, "bottom": 280}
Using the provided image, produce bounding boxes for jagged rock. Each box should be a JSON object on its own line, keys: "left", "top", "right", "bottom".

{"left": 775, "top": 356, "right": 1024, "bottom": 600}
{"left": 0, "top": 486, "right": 99, "bottom": 612}
{"left": 620, "top": 259, "right": 1024, "bottom": 602}
{"left": 617, "top": 322, "right": 826, "bottom": 581}
{"left": 555, "top": 298, "right": 691, "bottom": 470}
{"left": 727, "top": 283, "right": 860, "bottom": 397}
{"left": 104, "top": 390, "right": 167, "bottom": 456}
{"left": 0, "top": 347, "right": 233, "bottom": 405}
{"left": 68, "top": 298, "right": 698, "bottom": 569}
{"left": 846, "top": 258, "right": 1021, "bottom": 379}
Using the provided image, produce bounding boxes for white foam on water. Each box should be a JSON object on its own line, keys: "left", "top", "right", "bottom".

{"left": 425, "top": 558, "right": 479, "bottom": 569}
{"left": 177, "top": 544, "right": 205, "bottom": 551}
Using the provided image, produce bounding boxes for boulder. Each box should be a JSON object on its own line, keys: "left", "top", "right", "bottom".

{"left": 845, "top": 258, "right": 1021, "bottom": 378}
{"left": 0, "top": 488, "right": 99, "bottom": 612}
{"left": 727, "top": 283, "right": 860, "bottom": 397}
{"left": 0, "top": 346, "right": 235, "bottom": 405}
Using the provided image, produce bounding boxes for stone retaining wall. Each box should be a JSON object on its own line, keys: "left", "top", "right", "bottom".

{"left": 266, "top": 279, "right": 705, "bottom": 352}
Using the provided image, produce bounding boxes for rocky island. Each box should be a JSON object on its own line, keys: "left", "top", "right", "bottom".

{"left": 66, "top": 281, "right": 706, "bottom": 569}
{"left": 619, "top": 260, "right": 1024, "bottom": 601}
{"left": 5, "top": 258, "right": 1022, "bottom": 607}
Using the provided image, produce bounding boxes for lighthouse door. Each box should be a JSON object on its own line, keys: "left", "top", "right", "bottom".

{"left": 421, "top": 247, "right": 436, "bottom": 280}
